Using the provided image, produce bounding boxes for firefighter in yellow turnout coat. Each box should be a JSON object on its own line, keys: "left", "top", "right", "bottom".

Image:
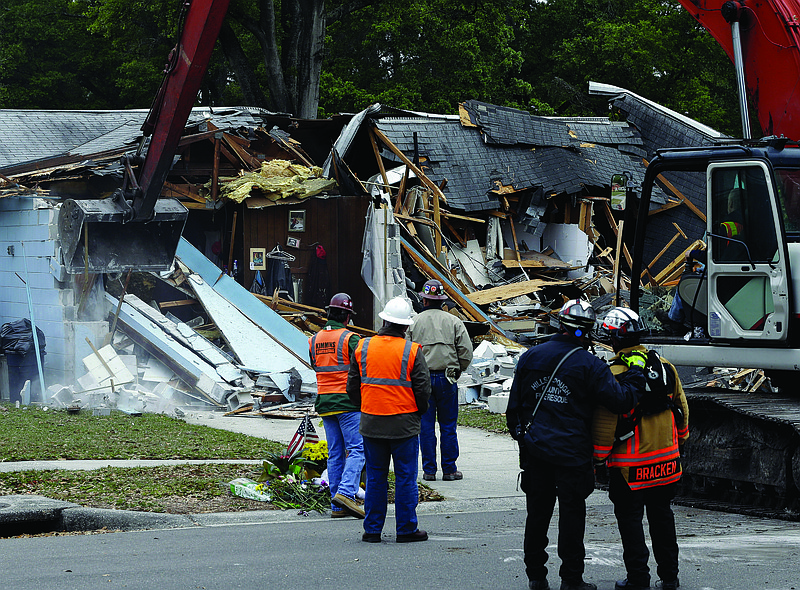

{"left": 593, "top": 307, "right": 689, "bottom": 590}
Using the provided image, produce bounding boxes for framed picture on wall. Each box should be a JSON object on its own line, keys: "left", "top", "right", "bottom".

{"left": 249, "top": 247, "right": 266, "bottom": 271}
{"left": 287, "top": 236, "right": 301, "bottom": 248}
{"left": 289, "top": 210, "right": 306, "bottom": 232}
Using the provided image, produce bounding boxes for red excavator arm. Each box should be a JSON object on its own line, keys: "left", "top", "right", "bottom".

{"left": 678, "top": 0, "right": 800, "bottom": 139}
{"left": 133, "top": 0, "right": 231, "bottom": 222}
{"left": 58, "top": 0, "right": 231, "bottom": 273}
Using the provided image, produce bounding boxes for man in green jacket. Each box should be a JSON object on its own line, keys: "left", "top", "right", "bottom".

{"left": 408, "top": 279, "right": 473, "bottom": 482}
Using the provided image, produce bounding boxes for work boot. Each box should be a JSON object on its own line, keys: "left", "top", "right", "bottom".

{"left": 422, "top": 473, "right": 436, "bottom": 481}
{"left": 330, "top": 509, "right": 350, "bottom": 519}
{"left": 655, "top": 580, "right": 679, "bottom": 590}
{"left": 442, "top": 471, "right": 463, "bottom": 481}
{"left": 332, "top": 493, "right": 365, "bottom": 519}
{"left": 560, "top": 581, "right": 597, "bottom": 590}
{"left": 528, "top": 580, "right": 550, "bottom": 590}
{"left": 615, "top": 579, "right": 650, "bottom": 590}
{"left": 396, "top": 529, "right": 428, "bottom": 543}
{"left": 362, "top": 532, "right": 381, "bottom": 543}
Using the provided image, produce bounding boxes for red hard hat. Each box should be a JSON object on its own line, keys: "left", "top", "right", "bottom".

{"left": 421, "top": 279, "right": 448, "bottom": 300}
{"left": 327, "top": 292, "right": 355, "bottom": 314}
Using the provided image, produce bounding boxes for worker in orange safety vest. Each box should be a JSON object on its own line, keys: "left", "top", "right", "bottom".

{"left": 347, "top": 296, "right": 431, "bottom": 544}
{"left": 309, "top": 293, "right": 365, "bottom": 519}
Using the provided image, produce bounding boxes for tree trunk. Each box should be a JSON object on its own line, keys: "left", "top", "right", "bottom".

{"left": 218, "top": 20, "right": 268, "bottom": 107}
{"left": 295, "top": 0, "right": 326, "bottom": 118}
{"left": 227, "top": 0, "right": 373, "bottom": 117}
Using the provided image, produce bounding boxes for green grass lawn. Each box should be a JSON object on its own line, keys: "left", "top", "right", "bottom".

{"left": 0, "top": 404, "right": 452, "bottom": 513}
{"left": 458, "top": 404, "right": 508, "bottom": 434}
{"left": 0, "top": 407, "right": 282, "bottom": 461}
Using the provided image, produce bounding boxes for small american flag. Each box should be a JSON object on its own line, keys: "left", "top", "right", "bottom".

{"left": 286, "top": 414, "right": 320, "bottom": 457}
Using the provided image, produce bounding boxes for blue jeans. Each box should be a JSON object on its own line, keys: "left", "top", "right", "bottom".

{"left": 363, "top": 435, "right": 420, "bottom": 536}
{"left": 420, "top": 371, "right": 459, "bottom": 474}
{"left": 321, "top": 412, "right": 365, "bottom": 510}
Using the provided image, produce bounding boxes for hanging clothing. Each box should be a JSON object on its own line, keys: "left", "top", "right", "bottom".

{"left": 249, "top": 270, "right": 269, "bottom": 296}
{"left": 264, "top": 257, "right": 293, "bottom": 300}
{"left": 305, "top": 244, "right": 331, "bottom": 309}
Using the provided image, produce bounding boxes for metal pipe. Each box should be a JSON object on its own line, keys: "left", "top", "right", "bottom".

{"left": 731, "top": 20, "right": 752, "bottom": 139}
{"left": 21, "top": 242, "right": 46, "bottom": 401}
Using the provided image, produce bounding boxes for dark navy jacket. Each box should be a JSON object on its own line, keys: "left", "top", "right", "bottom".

{"left": 506, "top": 334, "right": 644, "bottom": 467}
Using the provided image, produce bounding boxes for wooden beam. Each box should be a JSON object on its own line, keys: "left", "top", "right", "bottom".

{"left": 372, "top": 127, "right": 448, "bottom": 205}
{"left": 499, "top": 258, "right": 572, "bottom": 270}
{"left": 395, "top": 166, "right": 410, "bottom": 213}
{"left": 401, "top": 241, "right": 481, "bottom": 322}
{"left": 642, "top": 232, "right": 681, "bottom": 279}
{"left": 644, "top": 158, "right": 707, "bottom": 222}
{"left": 441, "top": 211, "right": 486, "bottom": 224}
{"left": 158, "top": 299, "right": 199, "bottom": 309}
{"left": 602, "top": 200, "right": 619, "bottom": 236}
{"left": 613, "top": 219, "right": 624, "bottom": 306}
{"left": 162, "top": 181, "right": 206, "bottom": 203}
{"left": 653, "top": 239, "right": 705, "bottom": 284}
{"left": 223, "top": 134, "right": 261, "bottom": 169}
{"left": 368, "top": 127, "right": 393, "bottom": 199}
{"left": 433, "top": 188, "right": 442, "bottom": 256}
{"left": 442, "top": 216, "right": 467, "bottom": 247}
{"left": 394, "top": 212, "right": 436, "bottom": 227}
{"left": 579, "top": 200, "right": 592, "bottom": 234}
{"left": 648, "top": 198, "right": 682, "bottom": 216}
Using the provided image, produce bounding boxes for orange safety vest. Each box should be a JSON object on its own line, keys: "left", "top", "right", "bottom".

{"left": 354, "top": 335, "right": 420, "bottom": 416}
{"left": 309, "top": 327, "right": 356, "bottom": 395}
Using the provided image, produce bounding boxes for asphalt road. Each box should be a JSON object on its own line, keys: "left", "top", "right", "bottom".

{"left": 2, "top": 495, "right": 799, "bottom": 590}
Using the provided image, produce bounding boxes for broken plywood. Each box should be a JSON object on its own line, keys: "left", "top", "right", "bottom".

{"left": 467, "top": 278, "right": 573, "bottom": 306}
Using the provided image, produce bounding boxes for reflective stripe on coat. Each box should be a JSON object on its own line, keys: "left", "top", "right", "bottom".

{"left": 309, "top": 327, "right": 356, "bottom": 395}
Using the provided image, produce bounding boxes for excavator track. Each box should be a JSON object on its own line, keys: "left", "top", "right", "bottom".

{"left": 675, "top": 387, "right": 800, "bottom": 520}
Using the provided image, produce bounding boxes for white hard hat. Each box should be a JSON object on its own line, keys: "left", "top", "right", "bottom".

{"left": 378, "top": 297, "right": 414, "bottom": 326}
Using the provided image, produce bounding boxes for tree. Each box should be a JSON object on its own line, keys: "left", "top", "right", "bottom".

{"left": 0, "top": 0, "right": 122, "bottom": 108}
{"left": 514, "top": 0, "right": 740, "bottom": 134}
{"left": 0, "top": 0, "right": 743, "bottom": 133}
{"left": 320, "top": 0, "right": 540, "bottom": 116}
{"left": 78, "top": 0, "right": 376, "bottom": 117}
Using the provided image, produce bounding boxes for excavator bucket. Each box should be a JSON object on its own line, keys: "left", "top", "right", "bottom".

{"left": 58, "top": 197, "right": 188, "bottom": 274}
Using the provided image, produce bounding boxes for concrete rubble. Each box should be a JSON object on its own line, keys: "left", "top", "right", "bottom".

{"left": 32, "top": 241, "right": 321, "bottom": 417}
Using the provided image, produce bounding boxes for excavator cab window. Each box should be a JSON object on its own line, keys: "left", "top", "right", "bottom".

{"left": 710, "top": 167, "right": 778, "bottom": 264}
{"left": 775, "top": 169, "right": 800, "bottom": 236}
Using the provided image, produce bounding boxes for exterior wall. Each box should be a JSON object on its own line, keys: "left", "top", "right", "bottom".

{"left": 240, "top": 196, "right": 374, "bottom": 321}
{"left": 0, "top": 196, "right": 107, "bottom": 394}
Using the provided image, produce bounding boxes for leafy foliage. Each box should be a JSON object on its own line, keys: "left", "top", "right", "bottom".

{"left": 515, "top": 0, "right": 739, "bottom": 134}
{"left": 322, "top": 0, "right": 532, "bottom": 116}
{"left": 0, "top": 0, "right": 741, "bottom": 132}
